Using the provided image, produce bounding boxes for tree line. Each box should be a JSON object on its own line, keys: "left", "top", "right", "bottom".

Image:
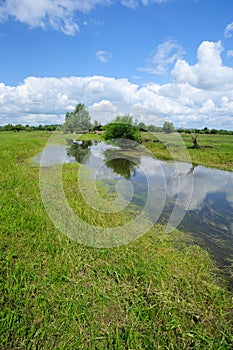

{"left": 1, "top": 103, "right": 232, "bottom": 135}
{"left": 0, "top": 123, "right": 61, "bottom": 132}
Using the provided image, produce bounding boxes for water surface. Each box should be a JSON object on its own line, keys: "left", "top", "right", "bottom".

{"left": 33, "top": 139, "right": 233, "bottom": 286}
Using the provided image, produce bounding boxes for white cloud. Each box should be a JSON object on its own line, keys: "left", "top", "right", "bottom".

{"left": 0, "top": 0, "right": 167, "bottom": 35}
{"left": 162, "top": 162, "right": 233, "bottom": 211}
{"left": 96, "top": 50, "right": 112, "bottom": 63}
{"left": 224, "top": 22, "right": 233, "bottom": 38}
{"left": 89, "top": 100, "right": 120, "bottom": 123}
{"left": 121, "top": 0, "right": 167, "bottom": 8}
{"left": 172, "top": 41, "right": 233, "bottom": 91}
{"left": 140, "top": 39, "right": 185, "bottom": 75}
{"left": 1, "top": 41, "right": 233, "bottom": 129}
{"left": 121, "top": 0, "right": 138, "bottom": 9}
{"left": 0, "top": 0, "right": 110, "bottom": 35}
{"left": 227, "top": 50, "right": 233, "bottom": 58}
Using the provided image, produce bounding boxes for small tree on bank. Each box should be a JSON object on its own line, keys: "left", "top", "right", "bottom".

{"left": 63, "top": 103, "right": 92, "bottom": 133}
{"left": 191, "top": 134, "right": 200, "bottom": 148}
{"left": 162, "top": 121, "right": 174, "bottom": 133}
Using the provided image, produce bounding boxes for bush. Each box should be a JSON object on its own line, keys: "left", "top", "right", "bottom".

{"left": 104, "top": 116, "right": 142, "bottom": 143}
{"left": 104, "top": 122, "right": 141, "bottom": 143}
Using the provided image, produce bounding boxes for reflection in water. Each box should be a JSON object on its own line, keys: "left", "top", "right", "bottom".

{"left": 106, "top": 158, "right": 137, "bottom": 179}
{"left": 66, "top": 140, "right": 96, "bottom": 164}
{"left": 34, "top": 140, "right": 233, "bottom": 287}
{"left": 69, "top": 140, "right": 233, "bottom": 287}
{"left": 104, "top": 148, "right": 140, "bottom": 179}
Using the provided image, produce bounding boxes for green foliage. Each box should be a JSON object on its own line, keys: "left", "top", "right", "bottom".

{"left": 137, "top": 122, "right": 147, "bottom": 131}
{"left": 63, "top": 103, "right": 92, "bottom": 133}
{"left": 104, "top": 115, "right": 141, "bottom": 142}
{"left": 162, "top": 121, "right": 175, "bottom": 133}
{"left": 0, "top": 123, "right": 61, "bottom": 132}
{"left": 115, "top": 114, "right": 133, "bottom": 125}
{"left": 147, "top": 124, "right": 160, "bottom": 132}
{"left": 177, "top": 127, "right": 233, "bottom": 135}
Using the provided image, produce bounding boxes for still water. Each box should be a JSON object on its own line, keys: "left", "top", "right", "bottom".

{"left": 33, "top": 139, "right": 233, "bottom": 286}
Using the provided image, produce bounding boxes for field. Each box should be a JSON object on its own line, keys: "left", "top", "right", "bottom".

{"left": 0, "top": 131, "right": 233, "bottom": 349}
{"left": 142, "top": 132, "right": 233, "bottom": 172}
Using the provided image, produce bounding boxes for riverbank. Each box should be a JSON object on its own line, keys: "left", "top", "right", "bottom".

{"left": 141, "top": 132, "right": 233, "bottom": 172}
{"left": 0, "top": 131, "right": 232, "bottom": 349}
{"left": 75, "top": 131, "right": 233, "bottom": 171}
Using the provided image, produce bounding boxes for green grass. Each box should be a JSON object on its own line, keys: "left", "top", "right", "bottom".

{"left": 142, "top": 132, "right": 233, "bottom": 172}
{"left": 0, "top": 131, "right": 233, "bottom": 349}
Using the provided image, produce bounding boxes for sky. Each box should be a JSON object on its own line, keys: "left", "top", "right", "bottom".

{"left": 0, "top": 0, "right": 233, "bottom": 129}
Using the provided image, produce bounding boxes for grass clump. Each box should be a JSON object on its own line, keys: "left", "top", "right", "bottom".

{"left": 0, "top": 131, "right": 232, "bottom": 349}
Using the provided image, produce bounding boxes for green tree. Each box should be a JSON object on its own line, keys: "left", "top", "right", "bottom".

{"left": 115, "top": 114, "right": 133, "bottom": 125}
{"left": 12, "top": 124, "right": 24, "bottom": 132}
{"left": 147, "top": 124, "right": 159, "bottom": 132}
{"left": 63, "top": 103, "right": 91, "bottom": 133}
{"left": 3, "top": 124, "right": 14, "bottom": 131}
{"left": 138, "top": 122, "right": 147, "bottom": 131}
{"left": 162, "top": 121, "right": 174, "bottom": 133}
{"left": 104, "top": 115, "right": 141, "bottom": 143}
{"left": 203, "top": 127, "right": 210, "bottom": 134}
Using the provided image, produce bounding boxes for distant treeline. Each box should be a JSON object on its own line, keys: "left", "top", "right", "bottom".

{"left": 176, "top": 126, "right": 233, "bottom": 135}
{"left": 0, "top": 122, "right": 232, "bottom": 135}
{"left": 0, "top": 123, "right": 62, "bottom": 132}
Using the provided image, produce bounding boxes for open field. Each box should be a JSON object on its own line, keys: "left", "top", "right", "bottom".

{"left": 0, "top": 131, "right": 233, "bottom": 349}
{"left": 142, "top": 132, "right": 233, "bottom": 172}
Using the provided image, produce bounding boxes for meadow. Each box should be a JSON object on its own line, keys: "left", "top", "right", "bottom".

{"left": 142, "top": 132, "right": 233, "bottom": 172}
{"left": 0, "top": 131, "right": 233, "bottom": 349}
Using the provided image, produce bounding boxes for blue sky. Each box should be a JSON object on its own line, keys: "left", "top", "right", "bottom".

{"left": 0, "top": 0, "right": 233, "bottom": 129}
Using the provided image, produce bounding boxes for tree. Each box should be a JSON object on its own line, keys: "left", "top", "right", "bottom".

{"left": 115, "top": 114, "right": 133, "bottom": 125}
{"left": 191, "top": 134, "right": 200, "bottom": 148}
{"left": 63, "top": 103, "right": 91, "bottom": 133}
{"left": 104, "top": 115, "right": 141, "bottom": 143}
{"left": 203, "top": 127, "right": 210, "bottom": 134}
{"left": 13, "top": 124, "right": 24, "bottom": 132}
{"left": 147, "top": 124, "right": 159, "bottom": 132}
{"left": 162, "top": 121, "right": 174, "bottom": 133}
{"left": 93, "top": 120, "right": 99, "bottom": 128}
{"left": 138, "top": 122, "right": 147, "bottom": 131}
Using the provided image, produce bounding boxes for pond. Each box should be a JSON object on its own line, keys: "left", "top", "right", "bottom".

{"left": 33, "top": 139, "right": 233, "bottom": 287}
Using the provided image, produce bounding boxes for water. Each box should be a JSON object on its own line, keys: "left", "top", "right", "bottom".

{"left": 33, "top": 139, "right": 233, "bottom": 286}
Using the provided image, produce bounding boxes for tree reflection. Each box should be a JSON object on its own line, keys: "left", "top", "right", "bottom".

{"left": 66, "top": 140, "right": 94, "bottom": 164}
{"left": 104, "top": 148, "right": 140, "bottom": 179}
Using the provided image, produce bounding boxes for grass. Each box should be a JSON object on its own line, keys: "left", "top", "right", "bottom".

{"left": 142, "top": 132, "right": 233, "bottom": 172}
{"left": 0, "top": 131, "right": 233, "bottom": 349}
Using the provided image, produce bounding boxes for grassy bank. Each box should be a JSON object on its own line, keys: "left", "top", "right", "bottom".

{"left": 142, "top": 132, "right": 233, "bottom": 172}
{"left": 0, "top": 131, "right": 233, "bottom": 349}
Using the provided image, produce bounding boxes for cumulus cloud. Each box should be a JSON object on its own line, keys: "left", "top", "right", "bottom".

{"left": 140, "top": 39, "right": 185, "bottom": 75}
{"left": 224, "top": 22, "right": 233, "bottom": 38}
{"left": 0, "top": 0, "right": 168, "bottom": 35}
{"left": 89, "top": 100, "right": 120, "bottom": 123}
{"left": 1, "top": 41, "right": 233, "bottom": 129}
{"left": 172, "top": 41, "right": 233, "bottom": 91}
{"left": 96, "top": 50, "right": 112, "bottom": 63}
